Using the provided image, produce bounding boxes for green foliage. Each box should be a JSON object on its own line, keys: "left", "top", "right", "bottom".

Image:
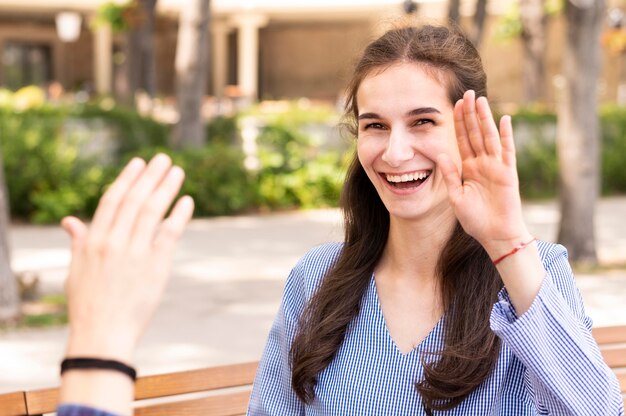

{"left": 93, "top": 1, "right": 132, "bottom": 33}
{"left": 253, "top": 105, "right": 346, "bottom": 209}
{"left": 600, "top": 105, "right": 626, "bottom": 194}
{"left": 512, "top": 110, "right": 559, "bottom": 198}
{"left": 512, "top": 106, "right": 626, "bottom": 198}
{"left": 0, "top": 105, "right": 162, "bottom": 223}
{"left": 0, "top": 100, "right": 347, "bottom": 223}
{"left": 207, "top": 115, "right": 238, "bottom": 145}
{"left": 494, "top": 0, "right": 563, "bottom": 43}
{"left": 495, "top": 3, "right": 523, "bottom": 42}
{"left": 131, "top": 145, "right": 257, "bottom": 217}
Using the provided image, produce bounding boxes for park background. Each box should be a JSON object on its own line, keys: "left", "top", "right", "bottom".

{"left": 0, "top": 0, "right": 625, "bottom": 395}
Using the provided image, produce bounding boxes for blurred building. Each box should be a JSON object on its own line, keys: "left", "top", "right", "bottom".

{"left": 0, "top": 0, "right": 620, "bottom": 107}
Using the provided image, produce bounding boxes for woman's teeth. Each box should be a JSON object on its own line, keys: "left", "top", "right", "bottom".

{"left": 385, "top": 171, "right": 430, "bottom": 183}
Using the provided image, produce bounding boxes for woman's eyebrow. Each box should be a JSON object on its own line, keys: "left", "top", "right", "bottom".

{"left": 357, "top": 112, "right": 380, "bottom": 120}
{"left": 358, "top": 107, "right": 441, "bottom": 121}
{"left": 407, "top": 107, "right": 441, "bottom": 116}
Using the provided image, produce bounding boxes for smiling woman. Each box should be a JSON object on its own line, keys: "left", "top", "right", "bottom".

{"left": 248, "top": 24, "right": 625, "bottom": 415}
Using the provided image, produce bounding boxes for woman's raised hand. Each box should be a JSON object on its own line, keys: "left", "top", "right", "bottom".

{"left": 61, "top": 154, "right": 194, "bottom": 362}
{"left": 437, "top": 90, "right": 532, "bottom": 257}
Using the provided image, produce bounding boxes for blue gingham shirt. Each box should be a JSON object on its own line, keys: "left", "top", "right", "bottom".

{"left": 248, "top": 241, "right": 624, "bottom": 415}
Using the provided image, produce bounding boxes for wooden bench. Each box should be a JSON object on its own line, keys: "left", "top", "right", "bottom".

{"left": 594, "top": 325, "right": 626, "bottom": 408}
{"left": 0, "top": 361, "right": 258, "bottom": 416}
{"left": 1, "top": 325, "right": 624, "bottom": 415}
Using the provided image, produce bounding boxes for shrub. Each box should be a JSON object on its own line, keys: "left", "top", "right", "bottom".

{"left": 130, "top": 144, "right": 257, "bottom": 217}
{"left": 511, "top": 110, "right": 559, "bottom": 198}
{"left": 600, "top": 105, "right": 626, "bottom": 194}
{"left": 512, "top": 106, "right": 626, "bottom": 198}
{"left": 0, "top": 99, "right": 347, "bottom": 223}
{"left": 253, "top": 109, "right": 346, "bottom": 209}
{"left": 0, "top": 105, "right": 166, "bottom": 222}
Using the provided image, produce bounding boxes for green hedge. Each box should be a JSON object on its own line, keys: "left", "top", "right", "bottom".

{"left": 513, "top": 106, "right": 626, "bottom": 198}
{"left": 0, "top": 103, "right": 347, "bottom": 223}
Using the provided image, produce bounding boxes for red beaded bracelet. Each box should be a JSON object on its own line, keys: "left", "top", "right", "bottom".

{"left": 492, "top": 237, "right": 537, "bottom": 266}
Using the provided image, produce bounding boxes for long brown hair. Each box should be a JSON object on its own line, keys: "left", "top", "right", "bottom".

{"left": 290, "top": 25, "right": 502, "bottom": 411}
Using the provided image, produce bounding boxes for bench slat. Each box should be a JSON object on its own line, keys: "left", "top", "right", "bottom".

{"left": 601, "top": 345, "right": 626, "bottom": 368}
{"left": 616, "top": 368, "right": 626, "bottom": 393}
{"left": 0, "top": 391, "right": 27, "bottom": 416}
{"left": 135, "top": 362, "right": 258, "bottom": 400}
{"left": 20, "top": 362, "right": 259, "bottom": 414}
{"left": 134, "top": 390, "right": 251, "bottom": 416}
{"left": 593, "top": 325, "right": 626, "bottom": 345}
{"left": 24, "top": 388, "right": 57, "bottom": 415}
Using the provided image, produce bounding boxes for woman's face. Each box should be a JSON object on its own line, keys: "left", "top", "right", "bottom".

{"left": 356, "top": 62, "right": 461, "bottom": 223}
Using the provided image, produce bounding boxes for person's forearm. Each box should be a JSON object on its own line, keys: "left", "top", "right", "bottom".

{"left": 483, "top": 234, "right": 545, "bottom": 315}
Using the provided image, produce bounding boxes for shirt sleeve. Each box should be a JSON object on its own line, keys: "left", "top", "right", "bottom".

{"left": 57, "top": 404, "right": 120, "bottom": 416}
{"left": 247, "top": 261, "right": 307, "bottom": 415}
{"left": 490, "top": 242, "right": 624, "bottom": 416}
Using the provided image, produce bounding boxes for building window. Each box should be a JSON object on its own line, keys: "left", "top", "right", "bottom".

{"left": 2, "top": 41, "right": 52, "bottom": 90}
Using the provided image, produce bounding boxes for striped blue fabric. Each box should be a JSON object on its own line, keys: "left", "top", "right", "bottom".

{"left": 248, "top": 241, "right": 624, "bottom": 415}
{"left": 57, "top": 404, "right": 118, "bottom": 416}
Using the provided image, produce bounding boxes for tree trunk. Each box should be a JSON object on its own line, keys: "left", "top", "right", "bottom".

{"left": 556, "top": 0, "right": 604, "bottom": 265}
{"left": 470, "top": 0, "right": 488, "bottom": 48}
{"left": 448, "top": 0, "right": 461, "bottom": 25}
{"left": 448, "top": 0, "right": 487, "bottom": 48}
{"left": 120, "top": 0, "right": 158, "bottom": 107}
{"left": 519, "top": 0, "right": 547, "bottom": 104}
{"left": 0, "top": 148, "right": 19, "bottom": 323}
{"left": 172, "top": 0, "right": 210, "bottom": 149}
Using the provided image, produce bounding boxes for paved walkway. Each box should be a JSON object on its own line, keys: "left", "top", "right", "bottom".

{"left": 1, "top": 198, "right": 625, "bottom": 393}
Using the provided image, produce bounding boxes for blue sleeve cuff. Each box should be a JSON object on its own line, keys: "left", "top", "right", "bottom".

{"left": 57, "top": 404, "right": 121, "bottom": 416}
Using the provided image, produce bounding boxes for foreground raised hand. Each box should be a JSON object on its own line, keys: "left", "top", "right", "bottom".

{"left": 59, "top": 154, "right": 194, "bottom": 415}
{"left": 438, "top": 90, "right": 545, "bottom": 315}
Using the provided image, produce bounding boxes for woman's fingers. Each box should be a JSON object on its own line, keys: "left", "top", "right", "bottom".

{"left": 476, "top": 96, "right": 501, "bottom": 157}
{"left": 106, "top": 154, "right": 173, "bottom": 247}
{"left": 499, "top": 115, "right": 517, "bottom": 168}
{"left": 453, "top": 99, "right": 476, "bottom": 160}
{"left": 130, "top": 166, "right": 186, "bottom": 250}
{"left": 61, "top": 216, "right": 88, "bottom": 252}
{"left": 88, "top": 158, "right": 146, "bottom": 247}
{"left": 461, "top": 90, "right": 487, "bottom": 156}
{"left": 437, "top": 153, "right": 463, "bottom": 205}
{"left": 153, "top": 195, "right": 195, "bottom": 255}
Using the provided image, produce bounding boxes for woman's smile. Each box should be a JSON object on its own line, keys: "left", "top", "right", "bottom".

{"left": 380, "top": 170, "right": 432, "bottom": 192}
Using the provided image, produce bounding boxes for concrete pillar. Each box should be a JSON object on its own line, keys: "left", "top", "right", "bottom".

{"left": 212, "top": 20, "right": 231, "bottom": 99}
{"left": 93, "top": 24, "right": 113, "bottom": 95}
{"left": 231, "top": 13, "right": 268, "bottom": 103}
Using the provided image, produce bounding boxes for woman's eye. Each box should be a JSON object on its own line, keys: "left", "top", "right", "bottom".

{"left": 364, "top": 122, "right": 385, "bottom": 130}
{"left": 413, "top": 119, "right": 434, "bottom": 127}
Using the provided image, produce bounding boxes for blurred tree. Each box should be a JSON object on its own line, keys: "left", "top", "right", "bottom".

{"left": 448, "top": 0, "right": 461, "bottom": 23}
{"left": 0, "top": 148, "right": 19, "bottom": 323}
{"left": 447, "top": 0, "right": 488, "bottom": 47}
{"left": 519, "top": 0, "right": 547, "bottom": 103}
{"left": 108, "top": 0, "right": 158, "bottom": 106}
{"left": 556, "top": 0, "right": 605, "bottom": 265}
{"left": 172, "top": 0, "right": 210, "bottom": 148}
{"left": 128, "top": 0, "right": 158, "bottom": 100}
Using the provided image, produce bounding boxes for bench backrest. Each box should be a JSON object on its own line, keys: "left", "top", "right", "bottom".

{"left": 0, "top": 361, "right": 258, "bottom": 416}
{"left": 594, "top": 325, "right": 626, "bottom": 405}
{"left": 1, "top": 325, "right": 624, "bottom": 415}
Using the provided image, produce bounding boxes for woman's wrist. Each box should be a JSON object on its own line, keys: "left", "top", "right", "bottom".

{"left": 65, "top": 330, "right": 136, "bottom": 364}
{"left": 479, "top": 230, "right": 535, "bottom": 263}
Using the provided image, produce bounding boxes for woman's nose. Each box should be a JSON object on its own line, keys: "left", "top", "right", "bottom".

{"left": 382, "top": 129, "right": 414, "bottom": 167}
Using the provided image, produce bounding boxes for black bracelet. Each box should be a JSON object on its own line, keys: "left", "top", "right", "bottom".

{"left": 61, "top": 357, "right": 137, "bottom": 381}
